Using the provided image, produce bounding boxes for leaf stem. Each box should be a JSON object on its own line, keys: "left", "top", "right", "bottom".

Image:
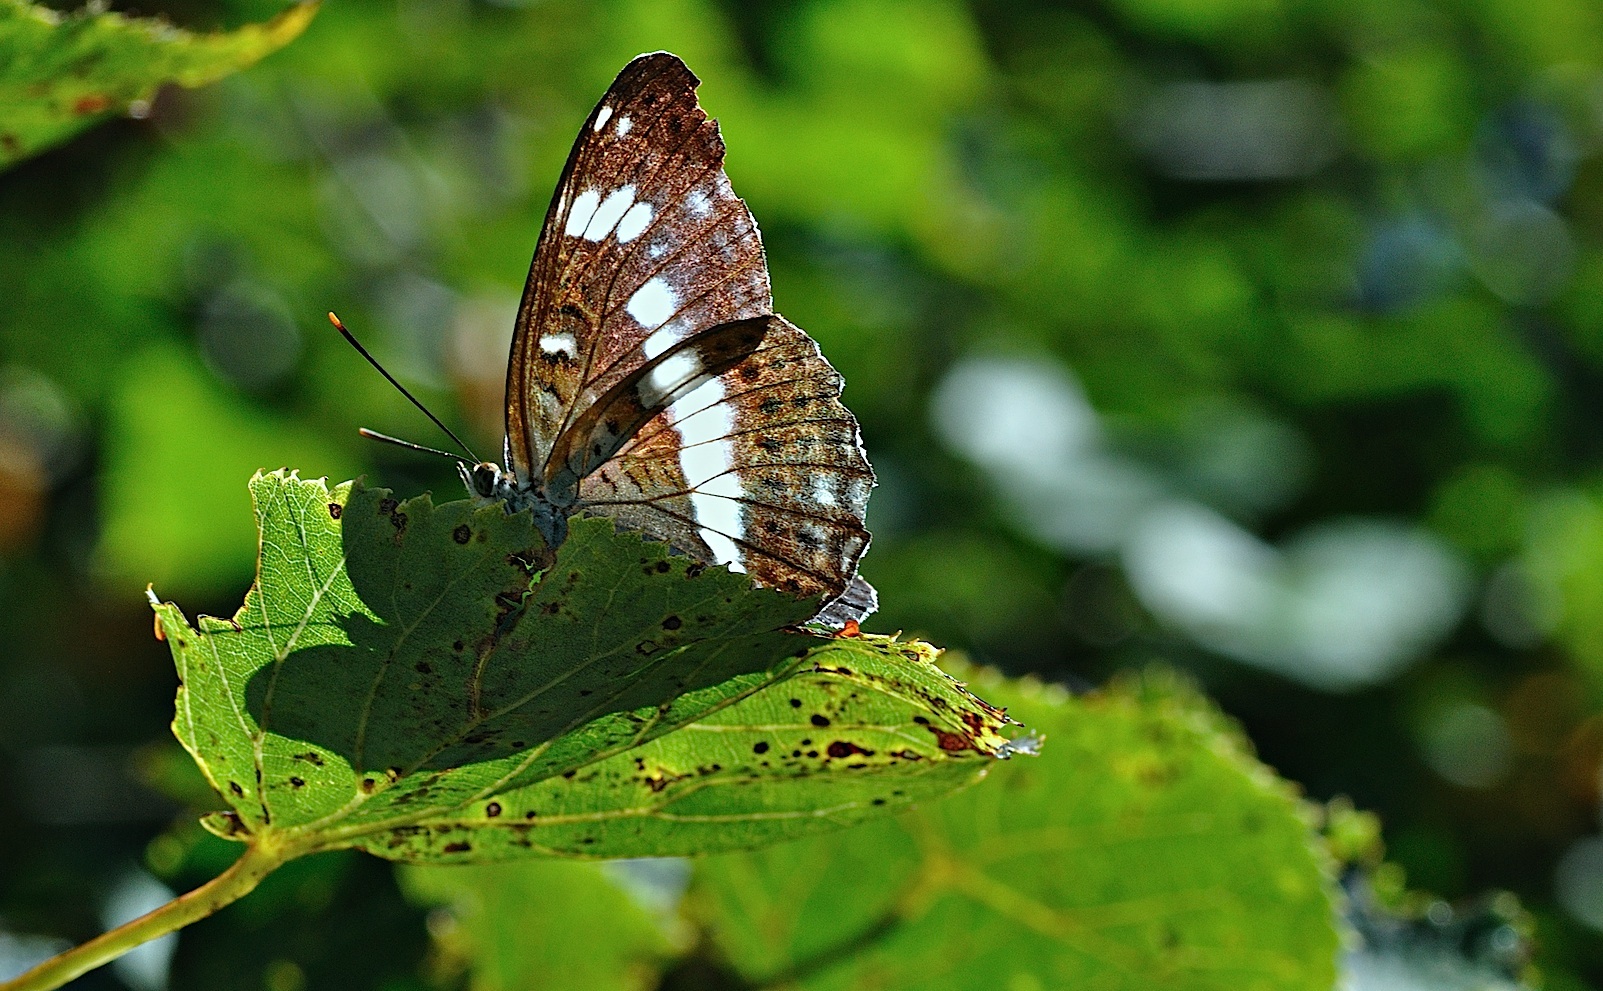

{"left": 0, "top": 840, "right": 293, "bottom": 991}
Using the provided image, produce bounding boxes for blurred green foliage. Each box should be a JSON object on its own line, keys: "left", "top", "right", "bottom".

{"left": 5, "top": 0, "right": 1603, "bottom": 986}
{"left": 0, "top": 0, "right": 314, "bottom": 167}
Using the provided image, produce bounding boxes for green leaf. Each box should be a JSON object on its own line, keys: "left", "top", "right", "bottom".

{"left": 0, "top": 0, "right": 317, "bottom": 168}
{"left": 149, "top": 470, "right": 1016, "bottom": 861}
{"left": 686, "top": 666, "right": 1341, "bottom": 991}
{"left": 399, "top": 860, "right": 677, "bottom": 991}
{"left": 346, "top": 637, "right": 1013, "bottom": 861}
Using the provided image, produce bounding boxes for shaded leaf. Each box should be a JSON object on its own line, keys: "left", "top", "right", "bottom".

{"left": 348, "top": 637, "right": 1012, "bottom": 861}
{"left": 0, "top": 0, "right": 316, "bottom": 168}
{"left": 686, "top": 666, "right": 1340, "bottom": 991}
{"left": 149, "top": 471, "right": 1016, "bottom": 861}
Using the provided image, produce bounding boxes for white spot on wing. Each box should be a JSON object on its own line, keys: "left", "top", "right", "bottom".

{"left": 845, "top": 477, "right": 870, "bottom": 513}
{"left": 812, "top": 475, "right": 837, "bottom": 508}
{"left": 616, "top": 201, "right": 653, "bottom": 243}
{"left": 626, "top": 277, "right": 677, "bottom": 330}
{"left": 565, "top": 189, "right": 600, "bottom": 237}
{"left": 539, "top": 333, "right": 576, "bottom": 356}
{"left": 641, "top": 351, "right": 700, "bottom": 406}
{"left": 685, "top": 189, "right": 711, "bottom": 217}
{"left": 671, "top": 379, "right": 745, "bottom": 572}
{"left": 642, "top": 322, "right": 686, "bottom": 359}
{"left": 677, "top": 389, "right": 736, "bottom": 486}
{"left": 701, "top": 526, "right": 746, "bottom": 573}
{"left": 584, "top": 185, "right": 636, "bottom": 241}
{"left": 594, "top": 106, "right": 613, "bottom": 131}
{"left": 616, "top": 116, "right": 632, "bottom": 137}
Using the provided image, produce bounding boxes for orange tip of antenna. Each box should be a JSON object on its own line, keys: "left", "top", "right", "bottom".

{"left": 328, "top": 311, "right": 346, "bottom": 330}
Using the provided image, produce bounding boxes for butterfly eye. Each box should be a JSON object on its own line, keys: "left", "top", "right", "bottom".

{"left": 470, "top": 463, "right": 501, "bottom": 498}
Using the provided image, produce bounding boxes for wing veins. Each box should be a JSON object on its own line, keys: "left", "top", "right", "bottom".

{"left": 558, "top": 182, "right": 761, "bottom": 441}
{"left": 548, "top": 102, "right": 721, "bottom": 450}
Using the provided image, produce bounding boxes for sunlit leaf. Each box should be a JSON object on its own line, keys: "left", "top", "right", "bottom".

{"left": 148, "top": 471, "right": 1016, "bottom": 861}
{"left": 347, "top": 637, "right": 1013, "bottom": 861}
{"left": 686, "top": 666, "right": 1340, "bottom": 991}
{"left": 0, "top": 0, "right": 317, "bottom": 168}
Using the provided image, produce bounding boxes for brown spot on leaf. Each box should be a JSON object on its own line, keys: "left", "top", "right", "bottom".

{"left": 485, "top": 802, "right": 502, "bottom": 818}
{"left": 930, "top": 727, "right": 974, "bottom": 752}
{"left": 73, "top": 93, "right": 110, "bottom": 115}
{"left": 827, "top": 741, "right": 872, "bottom": 759}
{"left": 289, "top": 776, "right": 305, "bottom": 788}
{"left": 753, "top": 741, "right": 769, "bottom": 754}
{"left": 442, "top": 841, "right": 471, "bottom": 854}
{"left": 662, "top": 615, "right": 682, "bottom": 631}
{"left": 228, "top": 781, "right": 244, "bottom": 797}
{"left": 328, "top": 503, "right": 342, "bottom": 520}
{"left": 453, "top": 524, "right": 471, "bottom": 544}
{"left": 378, "top": 498, "right": 398, "bottom": 515}
{"left": 810, "top": 714, "right": 831, "bottom": 727}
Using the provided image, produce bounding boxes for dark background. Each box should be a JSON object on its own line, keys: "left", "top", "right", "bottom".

{"left": 4, "top": 0, "right": 1603, "bottom": 986}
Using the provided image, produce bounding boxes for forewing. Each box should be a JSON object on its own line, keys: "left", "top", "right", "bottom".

{"left": 577, "top": 316, "right": 875, "bottom": 618}
{"left": 506, "top": 52, "right": 772, "bottom": 486}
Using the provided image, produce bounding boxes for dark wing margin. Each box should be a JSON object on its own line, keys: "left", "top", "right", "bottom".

{"left": 504, "top": 52, "right": 773, "bottom": 489}
{"left": 577, "top": 316, "right": 876, "bottom": 624}
{"left": 813, "top": 577, "right": 879, "bottom": 629}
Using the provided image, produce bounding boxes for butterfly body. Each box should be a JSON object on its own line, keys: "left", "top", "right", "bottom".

{"left": 472, "top": 52, "right": 876, "bottom": 625}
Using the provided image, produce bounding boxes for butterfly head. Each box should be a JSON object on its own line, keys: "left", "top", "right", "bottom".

{"left": 460, "top": 461, "right": 506, "bottom": 502}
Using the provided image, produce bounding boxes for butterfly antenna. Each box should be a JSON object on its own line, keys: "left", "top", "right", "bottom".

{"left": 357, "top": 428, "right": 472, "bottom": 464}
{"left": 327, "top": 312, "right": 481, "bottom": 463}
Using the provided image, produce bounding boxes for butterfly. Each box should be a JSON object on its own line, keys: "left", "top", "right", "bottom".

{"left": 456, "top": 52, "right": 876, "bottom": 627}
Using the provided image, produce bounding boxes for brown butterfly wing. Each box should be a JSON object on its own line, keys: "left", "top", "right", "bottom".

{"left": 505, "top": 52, "right": 771, "bottom": 489}
{"left": 577, "top": 316, "right": 874, "bottom": 608}
{"left": 508, "top": 53, "right": 874, "bottom": 619}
